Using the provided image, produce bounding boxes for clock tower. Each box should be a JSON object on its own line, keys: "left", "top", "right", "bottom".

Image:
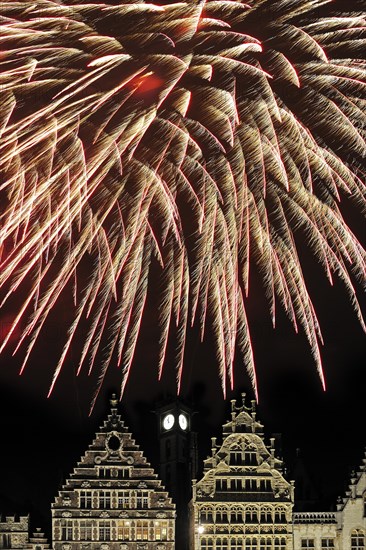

{"left": 157, "top": 399, "right": 197, "bottom": 550}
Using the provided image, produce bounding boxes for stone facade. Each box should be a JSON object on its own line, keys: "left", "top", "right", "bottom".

{"left": 293, "top": 450, "right": 366, "bottom": 550}
{"left": 51, "top": 394, "right": 175, "bottom": 549}
{"left": 0, "top": 516, "right": 29, "bottom": 549}
{"left": 190, "top": 394, "right": 294, "bottom": 549}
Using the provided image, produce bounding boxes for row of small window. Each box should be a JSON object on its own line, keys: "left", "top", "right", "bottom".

{"left": 79, "top": 490, "right": 149, "bottom": 509}
{"left": 200, "top": 506, "right": 287, "bottom": 524}
{"left": 58, "top": 519, "right": 169, "bottom": 542}
{"left": 229, "top": 452, "right": 259, "bottom": 466}
{"left": 301, "top": 530, "right": 365, "bottom": 549}
{"left": 200, "top": 536, "right": 287, "bottom": 549}
{"left": 215, "top": 479, "right": 272, "bottom": 492}
{"left": 98, "top": 468, "right": 130, "bottom": 479}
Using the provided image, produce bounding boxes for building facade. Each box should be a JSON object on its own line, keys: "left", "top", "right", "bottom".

{"left": 293, "top": 449, "right": 366, "bottom": 550}
{"left": 190, "top": 394, "right": 294, "bottom": 549}
{"left": 0, "top": 516, "right": 29, "bottom": 549}
{"left": 51, "top": 394, "right": 175, "bottom": 549}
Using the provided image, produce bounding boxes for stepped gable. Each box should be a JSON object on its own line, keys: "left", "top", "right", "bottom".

{"left": 52, "top": 394, "right": 175, "bottom": 548}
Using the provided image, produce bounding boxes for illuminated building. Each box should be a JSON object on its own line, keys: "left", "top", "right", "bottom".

{"left": 0, "top": 516, "right": 29, "bottom": 549}
{"left": 190, "top": 394, "right": 294, "bottom": 549}
{"left": 51, "top": 394, "right": 175, "bottom": 548}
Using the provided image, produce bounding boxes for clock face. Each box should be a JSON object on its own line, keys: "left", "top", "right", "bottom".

{"left": 163, "top": 413, "right": 175, "bottom": 430}
{"left": 179, "top": 413, "right": 188, "bottom": 430}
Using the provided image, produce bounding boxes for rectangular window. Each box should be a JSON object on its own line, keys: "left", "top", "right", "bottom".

{"left": 301, "top": 540, "right": 315, "bottom": 549}
{"left": 136, "top": 520, "right": 149, "bottom": 541}
{"left": 321, "top": 540, "right": 335, "bottom": 549}
{"left": 154, "top": 521, "right": 168, "bottom": 541}
{"left": 61, "top": 520, "right": 73, "bottom": 541}
{"left": 117, "top": 520, "right": 130, "bottom": 540}
{"left": 351, "top": 531, "right": 365, "bottom": 549}
{"left": 79, "top": 521, "right": 92, "bottom": 541}
{"left": 118, "top": 491, "right": 130, "bottom": 508}
{"left": 80, "top": 491, "right": 92, "bottom": 508}
{"left": 136, "top": 491, "right": 149, "bottom": 509}
{"left": 274, "top": 538, "right": 287, "bottom": 550}
{"left": 99, "top": 491, "right": 111, "bottom": 509}
{"left": 98, "top": 521, "right": 111, "bottom": 541}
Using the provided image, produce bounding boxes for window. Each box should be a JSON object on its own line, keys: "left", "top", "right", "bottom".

{"left": 245, "top": 540, "right": 258, "bottom": 550}
{"left": 2, "top": 534, "right": 11, "bottom": 548}
{"left": 119, "top": 468, "right": 130, "bottom": 478}
{"left": 136, "top": 520, "right": 149, "bottom": 541}
{"left": 259, "top": 539, "right": 272, "bottom": 550}
{"left": 301, "top": 540, "right": 315, "bottom": 549}
{"left": 217, "top": 538, "right": 229, "bottom": 550}
{"left": 231, "top": 507, "right": 243, "bottom": 523}
{"left": 230, "top": 451, "right": 243, "bottom": 465}
{"left": 245, "top": 479, "right": 257, "bottom": 491}
{"left": 80, "top": 491, "right": 92, "bottom": 508}
{"left": 275, "top": 508, "right": 287, "bottom": 523}
{"left": 322, "top": 540, "right": 335, "bottom": 549}
{"left": 231, "top": 540, "right": 244, "bottom": 550}
{"left": 245, "top": 506, "right": 258, "bottom": 524}
{"left": 351, "top": 530, "right": 365, "bottom": 549}
{"left": 231, "top": 478, "right": 243, "bottom": 491}
{"left": 118, "top": 491, "right": 130, "bottom": 508}
{"left": 136, "top": 491, "right": 149, "bottom": 509}
{"left": 201, "top": 508, "right": 213, "bottom": 523}
{"left": 99, "top": 521, "right": 111, "bottom": 541}
{"left": 79, "top": 520, "right": 93, "bottom": 541}
{"left": 260, "top": 507, "right": 273, "bottom": 524}
{"left": 117, "top": 520, "right": 130, "bottom": 541}
{"left": 274, "top": 538, "right": 287, "bottom": 550}
{"left": 244, "top": 451, "right": 258, "bottom": 465}
{"left": 99, "top": 491, "right": 111, "bottom": 509}
{"left": 61, "top": 520, "right": 73, "bottom": 541}
{"left": 201, "top": 539, "right": 214, "bottom": 550}
{"left": 154, "top": 521, "right": 168, "bottom": 541}
{"left": 216, "top": 508, "right": 229, "bottom": 523}
{"left": 215, "top": 478, "right": 228, "bottom": 491}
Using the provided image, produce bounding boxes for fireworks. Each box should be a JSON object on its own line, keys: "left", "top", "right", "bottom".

{"left": 0, "top": 0, "right": 365, "bottom": 405}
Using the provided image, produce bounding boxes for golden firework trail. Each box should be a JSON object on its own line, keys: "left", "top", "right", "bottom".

{"left": 0, "top": 0, "right": 365, "bottom": 407}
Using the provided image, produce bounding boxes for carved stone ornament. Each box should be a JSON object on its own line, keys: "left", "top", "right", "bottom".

{"left": 61, "top": 512, "right": 72, "bottom": 518}
{"left": 136, "top": 511, "right": 148, "bottom": 517}
{"left": 138, "top": 482, "right": 147, "bottom": 488}
{"left": 101, "top": 544, "right": 109, "bottom": 550}
{"left": 62, "top": 496, "right": 72, "bottom": 506}
{"left": 62, "top": 545, "right": 71, "bottom": 550}
{"left": 100, "top": 511, "right": 110, "bottom": 518}
{"left": 156, "top": 512, "right": 167, "bottom": 518}
{"left": 81, "top": 481, "right": 91, "bottom": 488}
{"left": 120, "top": 545, "right": 128, "bottom": 550}
{"left": 137, "top": 545, "right": 148, "bottom": 550}
{"left": 157, "top": 545, "right": 166, "bottom": 550}
{"left": 119, "top": 511, "right": 129, "bottom": 518}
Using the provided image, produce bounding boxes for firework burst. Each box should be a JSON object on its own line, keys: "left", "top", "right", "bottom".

{"left": 0, "top": 0, "right": 365, "bottom": 406}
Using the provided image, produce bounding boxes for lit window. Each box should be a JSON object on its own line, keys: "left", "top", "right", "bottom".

{"left": 117, "top": 520, "right": 130, "bottom": 541}
{"left": 136, "top": 520, "right": 149, "bottom": 541}
{"left": 301, "top": 540, "right": 315, "bottom": 549}
{"left": 154, "top": 521, "right": 168, "bottom": 541}
{"left": 351, "top": 530, "right": 365, "bottom": 549}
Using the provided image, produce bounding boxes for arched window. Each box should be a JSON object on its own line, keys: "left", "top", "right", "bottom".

{"left": 274, "top": 538, "right": 287, "bottom": 550}
{"left": 245, "top": 538, "right": 258, "bottom": 550}
{"left": 351, "top": 529, "right": 365, "bottom": 550}
{"left": 260, "top": 506, "right": 273, "bottom": 524}
{"left": 245, "top": 506, "right": 258, "bottom": 524}
{"left": 201, "top": 538, "right": 214, "bottom": 550}
{"left": 216, "top": 507, "right": 229, "bottom": 523}
{"left": 216, "top": 537, "right": 229, "bottom": 550}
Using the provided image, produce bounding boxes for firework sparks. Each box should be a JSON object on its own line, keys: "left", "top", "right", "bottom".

{"left": 0, "top": 0, "right": 365, "bottom": 406}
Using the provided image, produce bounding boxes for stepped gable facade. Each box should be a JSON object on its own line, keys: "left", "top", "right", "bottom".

{"left": 190, "top": 393, "right": 294, "bottom": 550}
{"left": 52, "top": 394, "right": 175, "bottom": 549}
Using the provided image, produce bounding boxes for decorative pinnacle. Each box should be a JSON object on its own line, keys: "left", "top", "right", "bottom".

{"left": 110, "top": 393, "right": 118, "bottom": 408}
